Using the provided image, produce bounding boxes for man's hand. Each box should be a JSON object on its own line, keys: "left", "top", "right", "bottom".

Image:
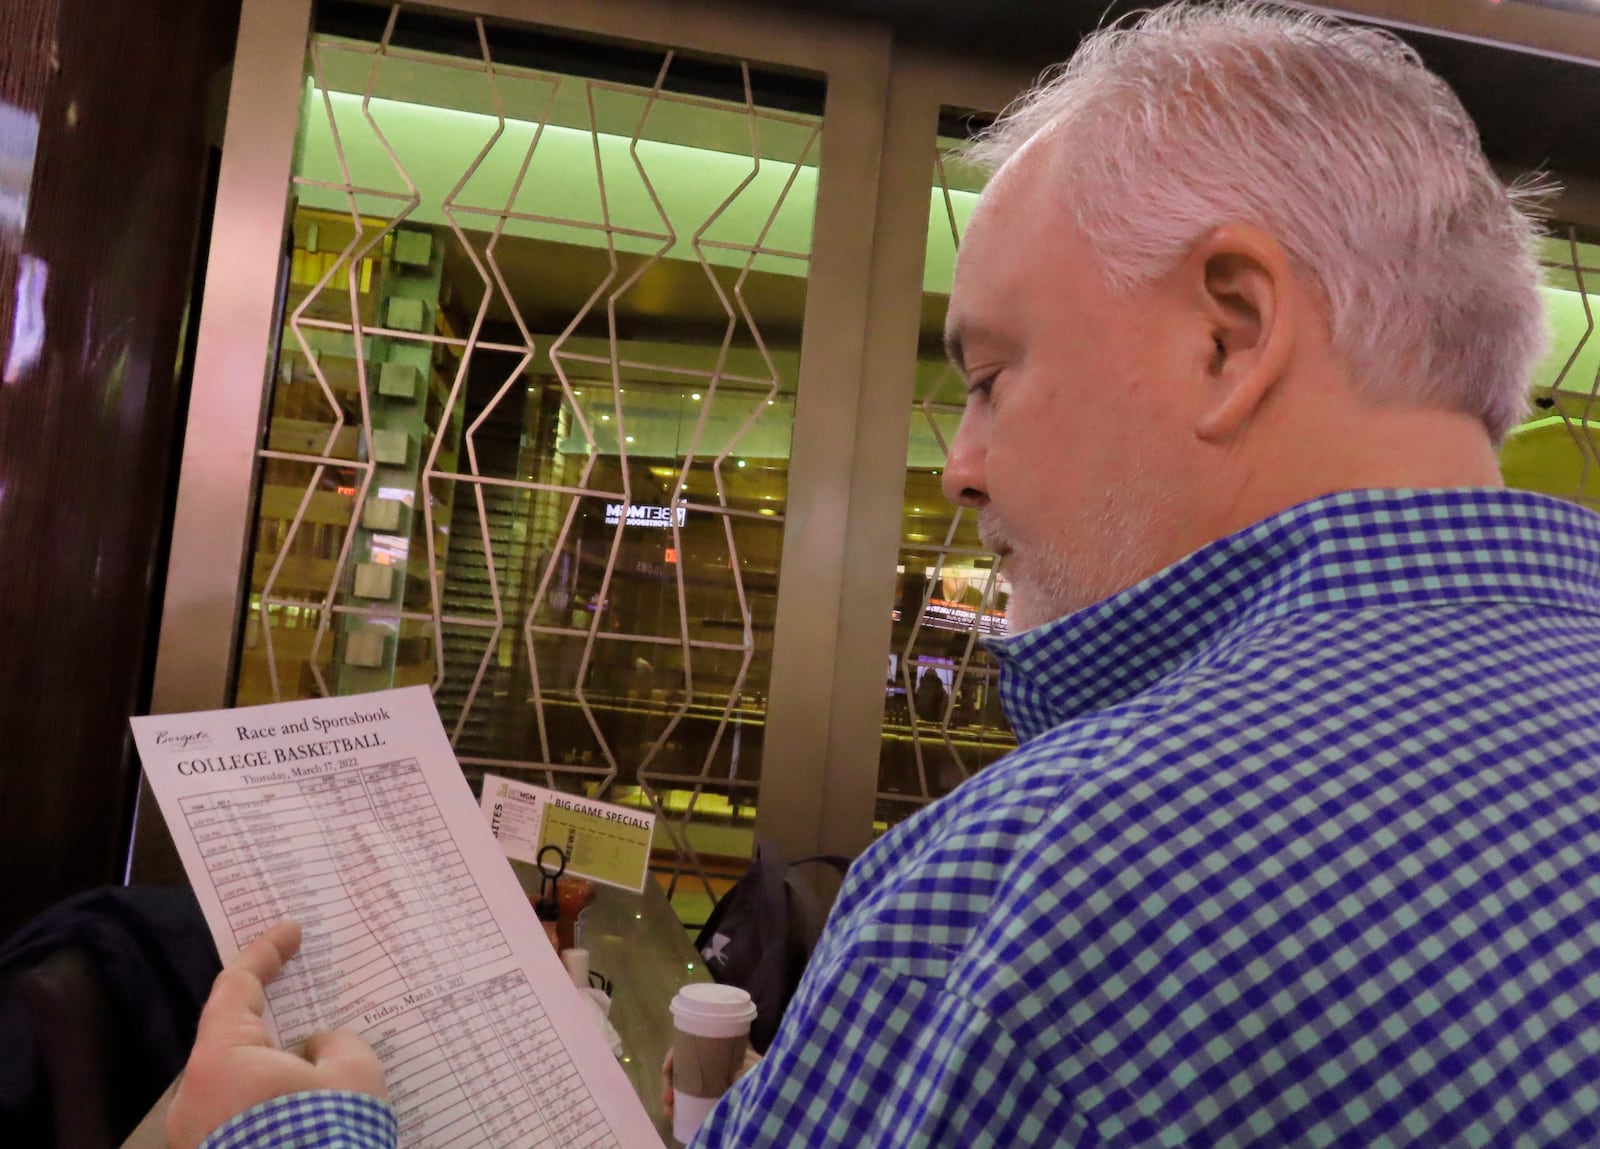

{"left": 660, "top": 1045, "right": 763, "bottom": 1120}
{"left": 167, "top": 921, "right": 388, "bottom": 1149}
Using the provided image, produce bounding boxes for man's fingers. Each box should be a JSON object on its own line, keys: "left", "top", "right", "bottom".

{"left": 303, "top": 1029, "right": 389, "bottom": 1100}
{"left": 198, "top": 921, "right": 303, "bottom": 1037}
{"left": 229, "top": 920, "right": 302, "bottom": 990}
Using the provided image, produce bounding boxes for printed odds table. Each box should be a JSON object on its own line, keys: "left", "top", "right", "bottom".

{"left": 180, "top": 760, "right": 615, "bottom": 1148}
{"left": 134, "top": 685, "right": 661, "bottom": 1148}
{"left": 182, "top": 759, "right": 510, "bottom": 1041}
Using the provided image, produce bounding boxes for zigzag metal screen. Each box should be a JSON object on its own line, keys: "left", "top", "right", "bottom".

{"left": 239, "top": 4, "right": 821, "bottom": 912}
{"left": 1519, "top": 229, "right": 1600, "bottom": 499}
{"left": 874, "top": 142, "right": 1016, "bottom": 829}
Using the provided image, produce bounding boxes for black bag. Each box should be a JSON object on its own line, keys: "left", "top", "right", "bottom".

{"left": 693, "top": 841, "right": 850, "bottom": 1053}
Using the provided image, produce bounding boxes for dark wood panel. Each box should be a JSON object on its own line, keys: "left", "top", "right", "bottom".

{"left": 0, "top": 0, "right": 239, "bottom": 938}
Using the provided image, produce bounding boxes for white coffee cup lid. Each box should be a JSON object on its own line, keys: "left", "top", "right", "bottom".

{"left": 671, "top": 982, "right": 758, "bottom": 1029}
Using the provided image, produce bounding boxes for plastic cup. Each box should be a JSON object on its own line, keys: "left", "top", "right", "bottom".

{"left": 669, "top": 983, "right": 757, "bottom": 1144}
{"left": 560, "top": 947, "right": 590, "bottom": 990}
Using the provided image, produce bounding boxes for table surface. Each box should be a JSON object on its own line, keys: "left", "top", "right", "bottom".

{"left": 513, "top": 865, "right": 711, "bottom": 1145}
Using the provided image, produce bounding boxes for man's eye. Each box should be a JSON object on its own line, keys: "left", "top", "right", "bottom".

{"left": 966, "top": 375, "right": 995, "bottom": 399}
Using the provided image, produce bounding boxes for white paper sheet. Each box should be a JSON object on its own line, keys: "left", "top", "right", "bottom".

{"left": 131, "top": 685, "right": 662, "bottom": 1149}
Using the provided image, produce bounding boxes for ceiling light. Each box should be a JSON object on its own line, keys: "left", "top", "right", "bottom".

{"left": 691, "top": 392, "right": 702, "bottom": 400}
{"left": 600, "top": 414, "right": 610, "bottom": 421}
{"left": 759, "top": 508, "right": 776, "bottom": 516}
{"left": 572, "top": 389, "right": 582, "bottom": 396}
{"left": 625, "top": 436, "right": 634, "bottom": 443}
{"left": 736, "top": 460, "right": 746, "bottom": 468}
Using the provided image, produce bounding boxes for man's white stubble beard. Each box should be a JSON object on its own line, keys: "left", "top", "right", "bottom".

{"left": 979, "top": 488, "right": 1168, "bottom": 634}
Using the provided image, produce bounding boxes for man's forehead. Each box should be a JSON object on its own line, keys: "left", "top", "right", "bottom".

{"left": 963, "top": 154, "right": 1031, "bottom": 245}
{"left": 957, "top": 148, "right": 1062, "bottom": 278}
{"left": 946, "top": 154, "right": 1055, "bottom": 357}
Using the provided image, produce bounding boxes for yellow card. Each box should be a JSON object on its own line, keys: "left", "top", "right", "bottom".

{"left": 481, "top": 773, "right": 657, "bottom": 892}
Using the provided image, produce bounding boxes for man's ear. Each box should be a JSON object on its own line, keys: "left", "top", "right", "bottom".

{"left": 1188, "top": 224, "right": 1296, "bottom": 443}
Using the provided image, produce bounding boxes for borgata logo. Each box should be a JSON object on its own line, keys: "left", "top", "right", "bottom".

{"left": 154, "top": 729, "right": 211, "bottom": 750}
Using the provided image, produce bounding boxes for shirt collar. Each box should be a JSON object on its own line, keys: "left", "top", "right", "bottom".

{"left": 988, "top": 487, "right": 1600, "bottom": 743}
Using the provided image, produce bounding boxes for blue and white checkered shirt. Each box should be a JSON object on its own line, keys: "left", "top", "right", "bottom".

{"left": 205, "top": 488, "right": 1600, "bottom": 1147}
{"left": 697, "top": 488, "right": 1600, "bottom": 1147}
{"left": 199, "top": 1091, "right": 395, "bottom": 1149}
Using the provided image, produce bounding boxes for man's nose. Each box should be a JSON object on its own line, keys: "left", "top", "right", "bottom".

{"left": 941, "top": 418, "right": 987, "bottom": 508}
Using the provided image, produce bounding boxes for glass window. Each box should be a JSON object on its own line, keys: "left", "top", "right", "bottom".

{"left": 875, "top": 127, "right": 1015, "bottom": 833}
{"left": 1503, "top": 233, "right": 1600, "bottom": 501}
{"left": 239, "top": 9, "right": 824, "bottom": 923}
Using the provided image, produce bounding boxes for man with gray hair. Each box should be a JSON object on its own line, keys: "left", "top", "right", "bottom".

{"left": 167, "top": 3, "right": 1600, "bottom": 1146}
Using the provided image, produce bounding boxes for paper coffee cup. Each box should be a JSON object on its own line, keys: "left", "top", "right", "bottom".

{"left": 670, "top": 984, "right": 757, "bottom": 1144}
{"left": 673, "top": 1093, "right": 720, "bottom": 1144}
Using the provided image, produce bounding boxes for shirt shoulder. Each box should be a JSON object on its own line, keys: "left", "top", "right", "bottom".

{"left": 817, "top": 670, "right": 1201, "bottom": 987}
{"left": 940, "top": 600, "right": 1600, "bottom": 1142}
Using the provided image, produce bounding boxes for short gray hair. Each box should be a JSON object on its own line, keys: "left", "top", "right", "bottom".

{"left": 967, "top": 1, "right": 1548, "bottom": 443}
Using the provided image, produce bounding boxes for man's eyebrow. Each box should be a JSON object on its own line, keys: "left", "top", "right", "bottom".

{"left": 945, "top": 321, "right": 1014, "bottom": 376}
{"left": 943, "top": 326, "right": 965, "bottom": 374}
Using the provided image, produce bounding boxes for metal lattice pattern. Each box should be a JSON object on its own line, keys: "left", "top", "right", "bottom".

{"left": 1521, "top": 229, "right": 1600, "bottom": 499}
{"left": 244, "top": 5, "right": 820, "bottom": 907}
{"left": 875, "top": 145, "right": 1015, "bottom": 827}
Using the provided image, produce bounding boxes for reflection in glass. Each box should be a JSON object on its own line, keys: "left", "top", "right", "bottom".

{"left": 876, "top": 132, "right": 1016, "bottom": 832}
{"left": 0, "top": 100, "right": 38, "bottom": 239}
{"left": 1504, "top": 232, "right": 1600, "bottom": 507}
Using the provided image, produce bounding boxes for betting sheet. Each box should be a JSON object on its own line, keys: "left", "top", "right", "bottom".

{"left": 131, "top": 685, "right": 661, "bottom": 1149}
